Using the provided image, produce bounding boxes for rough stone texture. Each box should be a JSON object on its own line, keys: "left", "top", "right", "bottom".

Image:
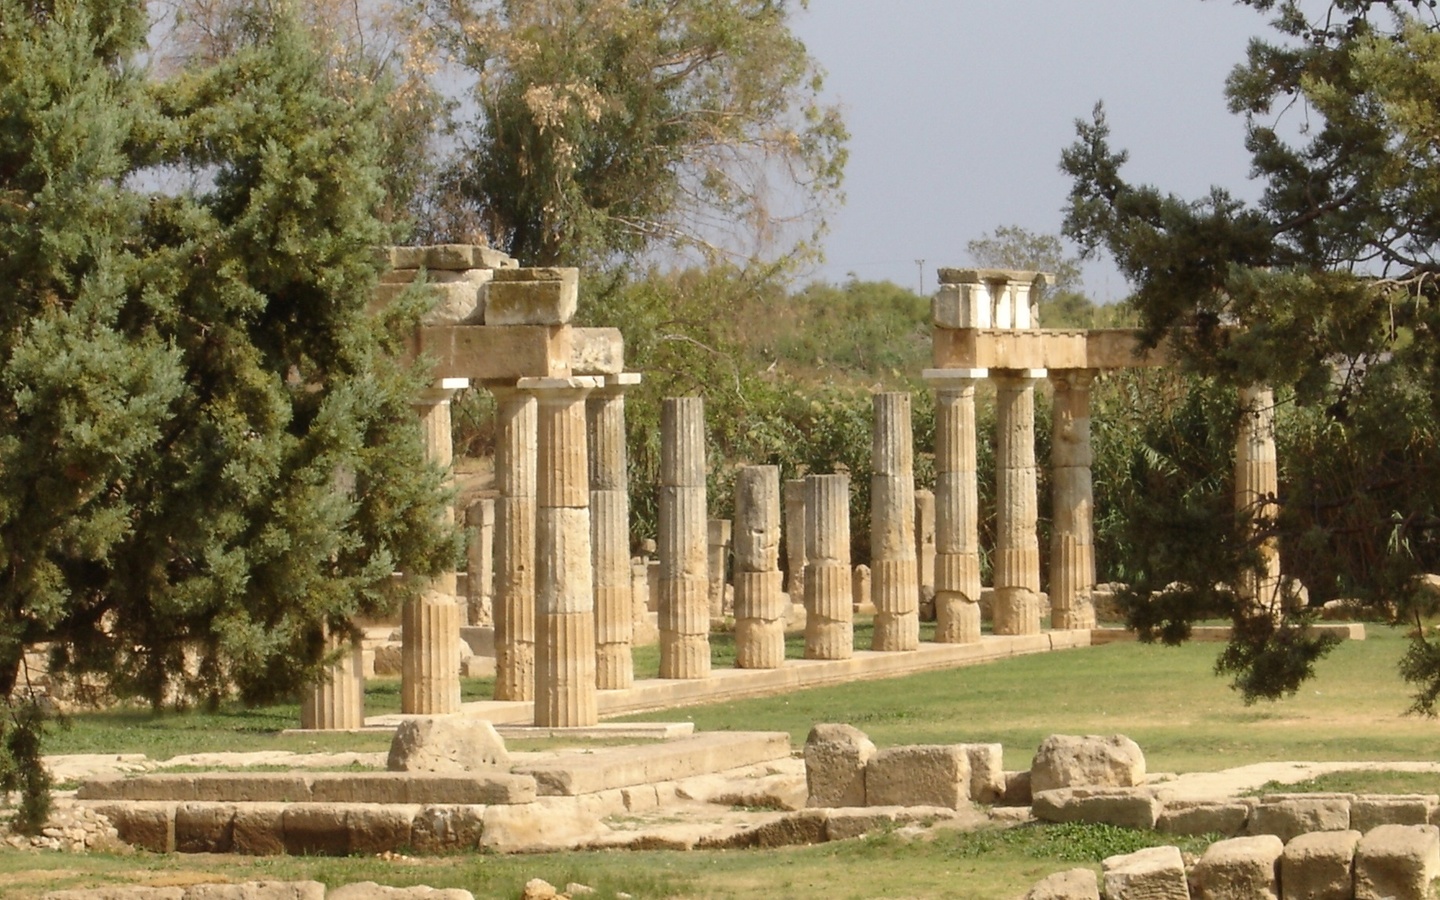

{"left": 485, "top": 267, "right": 578, "bottom": 325}
{"left": 1004, "top": 770, "right": 1034, "bottom": 806}
{"left": 514, "top": 731, "right": 790, "bottom": 797}
{"left": 1249, "top": 796, "right": 1352, "bottom": 842}
{"left": 92, "top": 801, "right": 175, "bottom": 852}
{"left": 386, "top": 718, "right": 510, "bottom": 773}
{"left": 231, "top": 803, "right": 286, "bottom": 855}
{"left": 804, "top": 723, "right": 876, "bottom": 808}
{"left": 1354, "top": 823, "right": 1440, "bottom": 900}
{"left": 1191, "top": 834, "right": 1283, "bottom": 900}
{"left": 864, "top": 745, "right": 970, "bottom": 810}
{"left": 175, "top": 802, "right": 235, "bottom": 853}
{"left": 930, "top": 377, "right": 983, "bottom": 644}
{"left": 184, "top": 884, "right": 326, "bottom": 900}
{"left": 741, "top": 808, "right": 829, "bottom": 849}
{"left": 1023, "top": 868, "right": 1101, "bottom": 900}
{"left": 993, "top": 372, "right": 1043, "bottom": 636}
{"left": 493, "top": 387, "right": 537, "bottom": 702}
{"left": 733, "top": 466, "right": 785, "bottom": 669}
{"left": 464, "top": 499, "right": 495, "bottom": 627}
{"left": 1281, "top": 829, "right": 1361, "bottom": 900}
{"left": 481, "top": 799, "right": 606, "bottom": 852}
{"left": 914, "top": 489, "right": 936, "bottom": 618}
{"left": 1156, "top": 800, "right": 1252, "bottom": 837}
{"left": 1049, "top": 370, "right": 1097, "bottom": 630}
{"left": 1031, "top": 787, "right": 1159, "bottom": 831}
{"left": 1236, "top": 385, "right": 1283, "bottom": 612}
{"left": 1351, "top": 794, "right": 1438, "bottom": 833}
{"left": 329, "top": 884, "right": 475, "bottom": 900}
{"left": 804, "top": 474, "right": 853, "bottom": 660}
{"left": 658, "top": 397, "right": 710, "bottom": 679}
{"left": 43, "top": 890, "right": 186, "bottom": 900}
{"left": 869, "top": 393, "right": 919, "bottom": 651}
{"left": 961, "top": 743, "right": 1006, "bottom": 804}
{"left": 408, "top": 805, "right": 487, "bottom": 854}
{"left": 707, "top": 518, "right": 731, "bottom": 618}
{"left": 1101, "top": 845, "right": 1190, "bottom": 900}
{"left": 1030, "top": 734, "right": 1146, "bottom": 794}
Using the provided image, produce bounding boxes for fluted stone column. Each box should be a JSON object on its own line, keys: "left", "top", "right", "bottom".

{"left": 804, "top": 473, "right": 853, "bottom": 659}
{"left": 1050, "top": 370, "right": 1097, "bottom": 630}
{"left": 871, "top": 392, "right": 919, "bottom": 650}
{"left": 1236, "top": 385, "right": 1282, "bottom": 612}
{"left": 993, "top": 370, "right": 1044, "bottom": 636}
{"left": 587, "top": 374, "right": 640, "bottom": 690}
{"left": 733, "top": 465, "right": 785, "bottom": 668}
{"left": 852, "top": 564, "right": 872, "bottom": 614}
{"left": 659, "top": 397, "right": 710, "bottom": 679}
{"left": 401, "top": 382, "right": 465, "bottom": 714}
{"left": 926, "top": 370, "right": 985, "bottom": 644}
{"left": 465, "top": 498, "right": 496, "bottom": 627}
{"left": 915, "top": 489, "right": 936, "bottom": 620}
{"left": 528, "top": 376, "right": 599, "bottom": 727}
{"left": 301, "top": 629, "right": 364, "bottom": 730}
{"left": 783, "top": 479, "right": 808, "bottom": 608}
{"left": 707, "top": 519, "right": 732, "bottom": 618}
{"left": 493, "top": 386, "right": 537, "bottom": 701}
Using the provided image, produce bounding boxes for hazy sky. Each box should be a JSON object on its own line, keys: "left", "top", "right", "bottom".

{"left": 789, "top": 1, "right": 1277, "bottom": 301}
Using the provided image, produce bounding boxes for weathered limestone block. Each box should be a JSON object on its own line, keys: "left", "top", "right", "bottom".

{"left": 870, "top": 392, "right": 919, "bottom": 651}
{"left": 1191, "top": 834, "right": 1283, "bottom": 900}
{"left": 733, "top": 465, "right": 784, "bottom": 669}
{"left": 408, "top": 805, "right": 487, "bottom": 854}
{"left": 231, "top": 803, "right": 286, "bottom": 855}
{"left": 864, "top": 745, "right": 971, "bottom": 810}
{"left": 329, "top": 883, "right": 476, "bottom": 900}
{"left": 281, "top": 804, "right": 350, "bottom": 856}
{"left": 346, "top": 804, "right": 421, "bottom": 855}
{"left": 783, "top": 478, "right": 808, "bottom": 608}
{"left": 915, "top": 488, "right": 936, "bottom": 617}
{"left": 804, "top": 474, "right": 853, "bottom": 660}
{"left": 1249, "top": 796, "right": 1352, "bottom": 842}
{"left": 804, "top": 723, "right": 876, "bottom": 808}
{"left": 1101, "top": 845, "right": 1190, "bottom": 900}
{"left": 1030, "top": 734, "right": 1146, "bottom": 794}
{"left": 372, "top": 280, "right": 485, "bottom": 325}
{"left": 91, "top": 801, "right": 175, "bottom": 852}
{"left": 1156, "top": 799, "right": 1252, "bottom": 837}
{"left": 386, "top": 718, "right": 510, "bottom": 773}
{"left": 570, "top": 327, "right": 624, "bottom": 375}
{"left": 961, "top": 743, "right": 1006, "bottom": 804}
{"left": 1023, "top": 868, "right": 1101, "bottom": 900}
{"left": 1351, "top": 794, "right": 1438, "bottom": 832}
{"left": 1354, "top": 823, "right": 1440, "bottom": 900}
{"left": 485, "top": 267, "right": 579, "bottom": 325}
{"left": 1281, "top": 829, "right": 1361, "bottom": 900}
{"left": 851, "top": 564, "right": 872, "bottom": 614}
{"left": 183, "top": 884, "right": 326, "bottom": 900}
{"left": 1031, "top": 787, "right": 1159, "bottom": 831}
{"left": 659, "top": 397, "right": 710, "bottom": 679}
{"left": 707, "top": 518, "right": 731, "bottom": 617}
{"left": 174, "top": 802, "right": 236, "bottom": 853}
{"left": 480, "top": 798, "right": 606, "bottom": 852}
{"left": 43, "top": 889, "right": 186, "bottom": 900}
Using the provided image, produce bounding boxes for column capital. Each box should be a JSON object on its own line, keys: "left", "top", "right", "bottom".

{"left": 594, "top": 372, "right": 642, "bottom": 398}
{"left": 518, "top": 375, "right": 603, "bottom": 404}
{"left": 923, "top": 367, "right": 988, "bottom": 389}
{"left": 1049, "top": 368, "right": 1098, "bottom": 390}
{"left": 992, "top": 368, "right": 1047, "bottom": 384}
{"left": 416, "top": 378, "right": 468, "bottom": 406}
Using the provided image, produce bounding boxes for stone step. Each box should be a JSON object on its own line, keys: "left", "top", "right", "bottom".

{"left": 513, "top": 731, "right": 792, "bottom": 796}
{"left": 75, "top": 771, "right": 536, "bottom": 805}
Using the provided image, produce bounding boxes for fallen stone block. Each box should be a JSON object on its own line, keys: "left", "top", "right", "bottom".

{"left": 182, "top": 883, "right": 325, "bottom": 900}
{"left": 864, "top": 745, "right": 971, "bottom": 810}
{"left": 1101, "top": 845, "right": 1189, "bottom": 900}
{"left": 1190, "top": 833, "right": 1282, "bottom": 900}
{"left": 1354, "top": 823, "right": 1440, "bottom": 900}
{"left": 1281, "top": 829, "right": 1361, "bottom": 900}
{"left": 409, "top": 804, "right": 486, "bottom": 853}
{"left": 804, "top": 723, "right": 874, "bottom": 808}
{"left": 174, "top": 802, "right": 236, "bottom": 853}
{"left": 89, "top": 801, "right": 175, "bottom": 853}
{"left": 387, "top": 718, "right": 510, "bottom": 773}
{"left": 1351, "top": 794, "right": 1437, "bottom": 833}
{"left": 1032, "top": 788, "right": 1159, "bottom": 831}
{"left": 514, "top": 731, "right": 790, "bottom": 796}
{"left": 1023, "top": 867, "right": 1100, "bottom": 900}
{"left": 1030, "top": 734, "right": 1145, "bottom": 794}
{"left": 1249, "top": 796, "right": 1351, "bottom": 842}
{"left": 961, "top": 743, "right": 1006, "bottom": 804}
{"left": 329, "top": 884, "right": 475, "bottom": 900}
{"left": 480, "top": 799, "right": 606, "bottom": 852}
{"left": 231, "top": 802, "right": 286, "bottom": 856}
{"left": 1156, "top": 799, "right": 1252, "bottom": 837}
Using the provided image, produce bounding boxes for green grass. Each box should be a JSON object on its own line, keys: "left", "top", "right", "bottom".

{"left": 1247, "top": 771, "right": 1440, "bottom": 796}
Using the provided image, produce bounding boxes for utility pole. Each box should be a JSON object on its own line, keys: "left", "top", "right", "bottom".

{"left": 914, "top": 259, "right": 925, "bottom": 296}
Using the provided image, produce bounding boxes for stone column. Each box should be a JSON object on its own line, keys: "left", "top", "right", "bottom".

{"left": 465, "top": 498, "right": 496, "bottom": 627}
{"left": 587, "top": 374, "right": 640, "bottom": 690}
{"left": 914, "top": 489, "right": 936, "bottom": 620}
{"left": 659, "top": 397, "right": 710, "bottom": 679}
{"left": 401, "top": 382, "right": 466, "bottom": 714}
{"left": 1236, "top": 385, "right": 1282, "bottom": 612}
{"left": 1050, "top": 370, "right": 1097, "bottom": 630}
{"left": 492, "top": 386, "right": 537, "bottom": 702}
{"left": 926, "top": 370, "right": 986, "bottom": 644}
{"left": 783, "top": 479, "right": 808, "bottom": 607}
{"left": 852, "top": 564, "right": 872, "bottom": 614}
{"left": 301, "top": 629, "right": 364, "bottom": 730}
{"left": 733, "top": 465, "right": 785, "bottom": 668}
{"left": 707, "top": 519, "right": 732, "bottom": 618}
{"left": 804, "top": 473, "right": 853, "bottom": 659}
{"left": 993, "top": 370, "right": 1044, "bottom": 636}
{"left": 870, "top": 392, "right": 919, "bottom": 650}
{"left": 528, "top": 376, "right": 599, "bottom": 727}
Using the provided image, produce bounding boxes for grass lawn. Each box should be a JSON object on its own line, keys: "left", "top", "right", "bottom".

{"left": 9, "top": 622, "right": 1440, "bottom": 899}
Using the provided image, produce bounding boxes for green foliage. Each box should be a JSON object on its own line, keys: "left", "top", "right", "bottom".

{"left": 947, "top": 822, "right": 1214, "bottom": 864}
{"left": 0, "top": 696, "right": 51, "bottom": 834}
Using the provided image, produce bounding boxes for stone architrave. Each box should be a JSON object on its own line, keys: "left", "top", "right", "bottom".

{"left": 587, "top": 374, "right": 640, "bottom": 691}
{"left": 300, "top": 628, "right": 364, "bottom": 730}
{"left": 1050, "top": 370, "right": 1097, "bottom": 630}
{"left": 870, "top": 392, "right": 920, "bottom": 651}
{"left": 993, "top": 370, "right": 1045, "bottom": 636}
{"left": 804, "top": 473, "right": 853, "bottom": 660}
{"left": 914, "top": 489, "right": 936, "bottom": 618}
{"left": 401, "top": 381, "right": 467, "bottom": 714}
{"left": 925, "top": 369, "right": 985, "bottom": 644}
{"left": 492, "top": 386, "right": 538, "bottom": 702}
{"left": 658, "top": 397, "right": 710, "bottom": 679}
{"left": 707, "top": 519, "right": 732, "bottom": 618}
{"left": 1236, "top": 385, "right": 1282, "bottom": 614}
{"left": 465, "top": 498, "right": 496, "bottom": 627}
{"left": 732, "top": 465, "right": 785, "bottom": 669}
{"left": 526, "top": 375, "right": 600, "bottom": 727}
{"left": 783, "top": 479, "right": 808, "bottom": 608}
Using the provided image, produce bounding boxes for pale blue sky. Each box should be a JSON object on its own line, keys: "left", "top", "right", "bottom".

{"left": 790, "top": 1, "right": 1276, "bottom": 301}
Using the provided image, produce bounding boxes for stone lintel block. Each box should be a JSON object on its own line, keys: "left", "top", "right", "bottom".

{"left": 373, "top": 280, "right": 484, "bottom": 326}
{"left": 805, "top": 723, "right": 875, "bottom": 808}
{"left": 1191, "top": 834, "right": 1282, "bottom": 900}
{"left": 513, "top": 731, "right": 791, "bottom": 796}
{"left": 933, "top": 282, "right": 992, "bottom": 330}
{"left": 937, "top": 267, "right": 1048, "bottom": 286}
{"left": 570, "top": 327, "right": 624, "bottom": 374}
{"left": 1156, "top": 799, "right": 1252, "bottom": 837}
{"left": 864, "top": 745, "right": 971, "bottom": 810}
{"left": 411, "top": 325, "right": 572, "bottom": 381}
{"left": 1351, "top": 794, "right": 1438, "bottom": 832}
{"left": 1281, "top": 829, "right": 1361, "bottom": 900}
{"left": 1032, "top": 787, "right": 1159, "bottom": 831}
{"left": 486, "top": 272, "right": 579, "bottom": 326}
{"left": 1355, "top": 823, "right": 1440, "bottom": 900}
{"left": 1101, "top": 845, "right": 1190, "bottom": 900}
{"left": 1248, "top": 796, "right": 1351, "bottom": 842}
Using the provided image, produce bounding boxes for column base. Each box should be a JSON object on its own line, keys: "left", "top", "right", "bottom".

{"left": 659, "top": 632, "right": 711, "bottom": 679}
{"left": 300, "top": 637, "right": 364, "bottom": 730}
{"left": 536, "top": 611, "right": 598, "bottom": 727}
{"left": 735, "top": 618, "right": 785, "bottom": 669}
{"left": 993, "top": 587, "right": 1042, "bottom": 636}
{"left": 596, "top": 642, "right": 634, "bottom": 691}
{"left": 872, "top": 612, "right": 920, "bottom": 651}
{"left": 400, "top": 590, "right": 461, "bottom": 715}
{"left": 935, "top": 595, "right": 982, "bottom": 644}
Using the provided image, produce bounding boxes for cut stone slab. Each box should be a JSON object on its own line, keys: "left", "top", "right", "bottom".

{"left": 804, "top": 723, "right": 875, "bottom": 808}
{"left": 480, "top": 798, "right": 608, "bottom": 852}
{"left": 386, "top": 718, "right": 510, "bottom": 773}
{"left": 512, "top": 731, "right": 791, "bottom": 796}
{"left": 1281, "top": 829, "right": 1361, "bottom": 900}
{"left": 1249, "top": 796, "right": 1351, "bottom": 842}
{"left": 485, "top": 268, "right": 578, "bottom": 325}
{"left": 1156, "top": 799, "right": 1252, "bottom": 837}
{"left": 308, "top": 772, "right": 535, "bottom": 805}
{"left": 864, "top": 745, "right": 971, "bottom": 809}
{"left": 1101, "top": 845, "right": 1189, "bottom": 900}
{"left": 408, "top": 804, "right": 487, "bottom": 854}
{"left": 961, "top": 743, "right": 1006, "bottom": 804}
{"left": 1032, "top": 787, "right": 1159, "bottom": 831}
{"left": 1023, "top": 868, "right": 1100, "bottom": 900}
{"left": 42, "top": 889, "right": 186, "bottom": 900}
{"left": 1351, "top": 794, "right": 1438, "bottom": 833}
{"left": 329, "top": 884, "right": 476, "bottom": 900}
{"left": 1030, "top": 733, "right": 1145, "bottom": 794}
{"left": 1354, "top": 823, "right": 1440, "bottom": 900}
{"left": 183, "top": 884, "right": 326, "bottom": 900}
{"left": 1190, "top": 834, "right": 1282, "bottom": 900}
